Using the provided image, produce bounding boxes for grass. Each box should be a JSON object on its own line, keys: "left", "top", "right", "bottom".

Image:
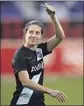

{"left": 1, "top": 75, "right": 83, "bottom": 106}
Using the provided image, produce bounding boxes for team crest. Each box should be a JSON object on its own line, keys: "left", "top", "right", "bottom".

{"left": 36, "top": 48, "right": 43, "bottom": 61}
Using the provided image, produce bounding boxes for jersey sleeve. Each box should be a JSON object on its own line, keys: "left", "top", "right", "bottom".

{"left": 38, "top": 42, "right": 52, "bottom": 57}
{"left": 11, "top": 51, "right": 27, "bottom": 73}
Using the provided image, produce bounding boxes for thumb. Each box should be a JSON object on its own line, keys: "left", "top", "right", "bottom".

{"left": 45, "top": 2, "right": 48, "bottom": 6}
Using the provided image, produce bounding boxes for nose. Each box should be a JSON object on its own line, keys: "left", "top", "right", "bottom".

{"left": 32, "top": 32, "right": 37, "bottom": 37}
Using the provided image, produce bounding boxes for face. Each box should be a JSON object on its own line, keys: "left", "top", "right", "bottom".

{"left": 24, "top": 25, "right": 42, "bottom": 47}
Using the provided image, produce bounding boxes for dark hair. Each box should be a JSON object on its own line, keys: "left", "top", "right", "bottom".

{"left": 23, "top": 20, "right": 44, "bottom": 35}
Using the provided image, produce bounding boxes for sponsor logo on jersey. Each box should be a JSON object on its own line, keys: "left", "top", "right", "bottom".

{"left": 31, "top": 61, "right": 44, "bottom": 72}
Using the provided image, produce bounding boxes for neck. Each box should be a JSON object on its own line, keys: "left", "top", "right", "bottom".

{"left": 24, "top": 43, "right": 37, "bottom": 51}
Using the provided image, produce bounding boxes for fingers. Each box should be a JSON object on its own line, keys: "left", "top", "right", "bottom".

{"left": 56, "top": 91, "right": 67, "bottom": 103}
{"left": 41, "top": 4, "right": 47, "bottom": 8}
{"left": 60, "top": 92, "right": 67, "bottom": 100}
{"left": 57, "top": 92, "right": 66, "bottom": 102}
{"left": 41, "top": 3, "right": 48, "bottom": 8}
{"left": 41, "top": 3, "right": 55, "bottom": 16}
{"left": 49, "top": 89, "right": 67, "bottom": 103}
{"left": 41, "top": 3, "right": 49, "bottom": 9}
{"left": 45, "top": 3, "right": 49, "bottom": 7}
{"left": 41, "top": 3, "right": 55, "bottom": 11}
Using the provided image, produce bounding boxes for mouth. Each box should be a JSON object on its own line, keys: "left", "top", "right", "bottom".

{"left": 31, "top": 39, "right": 36, "bottom": 42}
{"left": 30, "top": 39, "right": 37, "bottom": 43}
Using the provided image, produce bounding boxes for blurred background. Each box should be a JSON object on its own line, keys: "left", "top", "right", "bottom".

{"left": 1, "top": 1, "right": 83, "bottom": 106}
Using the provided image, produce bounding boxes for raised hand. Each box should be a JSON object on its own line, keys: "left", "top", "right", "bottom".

{"left": 41, "top": 3, "right": 56, "bottom": 16}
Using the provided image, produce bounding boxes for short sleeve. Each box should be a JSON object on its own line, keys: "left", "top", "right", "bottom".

{"left": 11, "top": 51, "right": 27, "bottom": 73}
{"left": 38, "top": 42, "right": 52, "bottom": 57}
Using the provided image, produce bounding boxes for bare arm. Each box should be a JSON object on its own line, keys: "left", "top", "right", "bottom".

{"left": 42, "top": 3, "right": 65, "bottom": 52}
{"left": 18, "top": 70, "right": 49, "bottom": 93}
{"left": 18, "top": 70, "right": 67, "bottom": 103}
{"left": 47, "top": 15, "right": 65, "bottom": 51}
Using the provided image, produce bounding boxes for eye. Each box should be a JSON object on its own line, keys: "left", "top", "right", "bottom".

{"left": 36, "top": 31, "right": 40, "bottom": 35}
{"left": 29, "top": 30, "right": 34, "bottom": 34}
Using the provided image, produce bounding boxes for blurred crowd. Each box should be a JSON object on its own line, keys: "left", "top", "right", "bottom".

{"left": 1, "top": 1, "right": 83, "bottom": 39}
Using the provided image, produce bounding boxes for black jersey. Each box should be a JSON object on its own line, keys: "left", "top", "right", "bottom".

{"left": 10, "top": 42, "right": 52, "bottom": 105}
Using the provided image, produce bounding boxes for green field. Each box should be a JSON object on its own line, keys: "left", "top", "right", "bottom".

{"left": 1, "top": 75, "right": 83, "bottom": 106}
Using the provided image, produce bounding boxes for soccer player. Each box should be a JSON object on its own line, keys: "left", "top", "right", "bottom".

{"left": 10, "top": 3, "right": 67, "bottom": 106}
